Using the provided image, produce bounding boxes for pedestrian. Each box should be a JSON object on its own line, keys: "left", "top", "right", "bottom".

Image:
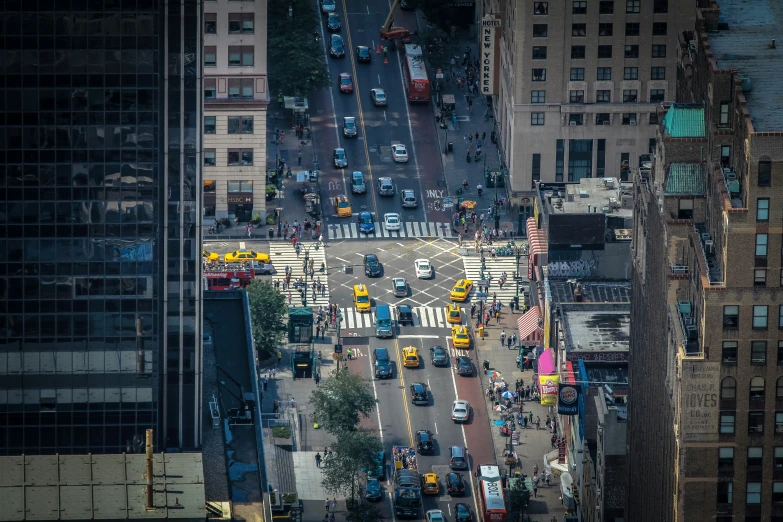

{"left": 546, "top": 414, "right": 551, "bottom": 427}
{"left": 273, "top": 400, "right": 279, "bottom": 413}
{"left": 324, "top": 499, "right": 330, "bottom": 513}
{"left": 271, "top": 368, "right": 276, "bottom": 378}
{"left": 533, "top": 463, "right": 539, "bottom": 476}
{"left": 500, "top": 330, "right": 506, "bottom": 345}
{"left": 329, "top": 513, "right": 335, "bottom": 522}
{"left": 464, "top": 135, "right": 469, "bottom": 146}
{"left": 287, "top": 292, "right": 292, "bottom": 305}
{"left": 482, "top": 131, "right": 487, "bottom": 141}
{"left": 289, "top": 397, "right": 296, "bottom": 409}
{"left": 475, "top": 131, "right": 479, "bottom": 142}
{"left": 533, "top": 483, "right": 538, "bottom": 498}
{"left": 280, "top": 130, "right": 286, "bottom": 143}
{"left": 507, "top": 337, "right": 512, "bottom": 348}
{"left": 536, "top": 417, "right": 541, "bottom": 430}
{"left": 297, "top": 150, "right": 302, "bottom": 165}
{"left": 263, "top": 376, "right": 268, "bottom": 391}
{"left": 315, "top": 453, "right": 322, "bottom": 468}
{"left": 246, "top": 223, "right": 252, "bottom": 237}
{"left": 495, "top": 310, "right": 501, "bottom": 324}
{"left": 315, "top": 372, "right": 321, "bottom": 386}
{"left": 275, "top": 129, "right": 280, "bottom": 144}
{"left": 330, "top": 498, "right": 337, "bottom": 512}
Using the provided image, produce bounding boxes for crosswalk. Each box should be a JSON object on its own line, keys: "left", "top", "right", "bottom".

{"left": 339, "top": 306, "right": 457, "bottom": 330}
{"left": 268, "top": 243, "right": 331, "bottom": 305}
{"left": 326, "top": 221, "right": 454, "bottom": 240}
{"left": 461, "top": 254, "right": 521, "bottom": 305}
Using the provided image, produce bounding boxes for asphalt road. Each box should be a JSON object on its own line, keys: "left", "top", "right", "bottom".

{"left": 311, "top": 0, "right": 451, "bottom": 236}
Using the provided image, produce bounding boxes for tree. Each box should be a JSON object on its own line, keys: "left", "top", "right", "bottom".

{"left": 344, "top": 502, "right": 384, "bottom": 522}
{"left": 309, "top": 368, "right": 377, "bottom": 434}
{"left": 507, "top": 476, "right": 531, "bottom": 522}
{"left": 418, "top": 24, "right": 459, "bottom": 72}
{"left": 246, "top": 280, "right": 288, "bottom": 357}
{"left": 321, "top": 429, "right": 383, "bottom": 504}
{"left": 267, "top": 0, "right": 330, "bottom": 98}
{"left": 415, "top": 0, "right": 455, "bottom": 32}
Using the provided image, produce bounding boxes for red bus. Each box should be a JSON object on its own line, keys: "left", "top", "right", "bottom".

{"left": 203, "top": 270, "right": 258, "bottom": 291}
{"left": 478, "top": 465, "right": 508, "bottom": 521}
{"left": 403, "top": 44, "right": 430, "bottom": 102}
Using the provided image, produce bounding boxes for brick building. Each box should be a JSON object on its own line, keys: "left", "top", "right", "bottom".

{"left": 628, "top": 1, "right": 783, "bottom": 520}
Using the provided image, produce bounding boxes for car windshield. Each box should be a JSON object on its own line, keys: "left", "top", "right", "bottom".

{"left": 455, "top": 333, "right": 469, "bottom": 339}
{"left": 338, "top": 201, "right": 350, "bottom": 208}
{"left": 357, "top": 295, "right": 369, "bottom": 303}
{"left": 454, "top": 407, "right": 467, "bottom": 413}
{"left": 452, "top": 286, "right": 465, "bottom": 293}
{"left": 449, "top": 310, "right": 460, "bottom": 316}
{"left": 335, "top": 151, "right": 345, "bottom": 158}
{"left": 406, "top": 354, "right": 417, "bottom": 360}
{"left": 346, "top": 121, "right": 355, "bottom": 129}
{"left": 378, "top": 318, "right": 391, "bottom": 327}
{"left": 375, "top": 91, "right": 386, "bottom": 100}
{"left": 360, "top": 214, "right": 372, "bottom": 223}
{"left": 388, "top": 216, "right": 399, "bottom": 223}
{"left": 323, "top": 0, "right": 334, "bottom": 5}
{"left": 459, "top": 360, "right": 470, "bottom": 368}
{"left": 395, "top": 281, "right": 405, "bottom": 288}
{"left": 341, "top": 77, "right": 351, "bottom": 84}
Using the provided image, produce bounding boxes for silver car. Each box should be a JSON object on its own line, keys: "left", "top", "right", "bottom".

{"left": 392, "top": 277, "right": 408, "bottom": 297}
{"left": 451, "top": 400, "right": 470, "bottom": 423}
{"left": 377, "top": 177, "right": 394, "bottom": 196}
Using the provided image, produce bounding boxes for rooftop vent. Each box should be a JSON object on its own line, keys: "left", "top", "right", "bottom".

{"left": 603, "top": 178, "right": 615, "bottom": 188}
{"left": 579, "top": 190, "right": 589, "bottom": 198}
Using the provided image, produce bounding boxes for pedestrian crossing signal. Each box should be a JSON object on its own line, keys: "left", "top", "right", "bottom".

{"left": 334, "top": 344, "right": 343, "bottom": 354}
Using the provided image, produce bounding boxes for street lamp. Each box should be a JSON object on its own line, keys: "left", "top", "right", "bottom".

{"left": 444, "top": 127, "right": 449, "bottom": 154}
{"left": 298, "top": 242, "right": 320, "bottom": 307}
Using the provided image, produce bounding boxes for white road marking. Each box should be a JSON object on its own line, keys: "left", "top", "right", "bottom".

{"left": 378, "top": 74, "right": 382, "bottom": 84}
{"left": 317, "top": 14, "right": 347, "bottom": 195}
{"left": 397, "top": 335, "right": 441, "bottom": 339}
{"left": 434, "top": 422, "right": 438, "bottom": 435}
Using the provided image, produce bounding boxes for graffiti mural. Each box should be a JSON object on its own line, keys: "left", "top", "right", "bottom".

{"left": 548, "top": 259, "right": 597, "bottom": 278}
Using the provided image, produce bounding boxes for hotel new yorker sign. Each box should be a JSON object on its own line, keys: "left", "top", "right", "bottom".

{"left": 480, "top": 15, "right": 501, "bottom": 96}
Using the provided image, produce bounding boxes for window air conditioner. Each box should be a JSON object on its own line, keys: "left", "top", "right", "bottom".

{"left": 704, "top": 240, "right": 714, "bottom": 255}
{"left": 630, "top": 120, "right": 637, "bottom": 125}
{"left": 569, "top": 121, "right": 577, "bottom": 126}
{"left": 602, "top": 120, "right": 610, "bottom": 125}
{"left": 686, "top": 325, "right": 698, "bottom": 341}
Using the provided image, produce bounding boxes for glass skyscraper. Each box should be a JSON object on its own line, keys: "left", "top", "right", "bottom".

{"left": 0, "top": 0, "right": 203, "bottom": 454}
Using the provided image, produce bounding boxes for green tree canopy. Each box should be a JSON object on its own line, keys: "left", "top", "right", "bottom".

{"left": 507, "top": 477, "right": 531, "bottom": 521}
{"left": 345, "top": 502, "right": 384, "bottom": 522}
{"left": 418, "top": 24, "right": 458, "bottom": 72}
{"left": 267, "top": 0, "right": 330, "bottom": 97}
{"left": 246, "top": 280, "right": 288, "bottom": 357}
{"left": 309, "top": 368, "right": 377, "bottom": 435}
{"left": 321, "top": 429, "right": 383, "bottom": 503}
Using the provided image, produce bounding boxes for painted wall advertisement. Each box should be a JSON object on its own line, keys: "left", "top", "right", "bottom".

{"left": 680, "top": 361, "right": 720, "bottom": 441}
{"left": 480, "top": 15, "right": 500, "bottom": 95}
{"left": 539, "top": 374, "right": 560, "bottom": 406}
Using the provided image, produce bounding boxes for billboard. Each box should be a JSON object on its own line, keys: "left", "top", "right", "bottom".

{"left": 539, "top": 374, "right": 559, "bottom": 406}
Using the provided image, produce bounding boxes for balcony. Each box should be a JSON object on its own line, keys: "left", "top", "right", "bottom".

{"left": 693, "top": 224, "right": 724, "bottom": 286}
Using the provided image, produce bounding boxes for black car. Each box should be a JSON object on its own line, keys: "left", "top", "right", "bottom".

{"left": 364, "top": 254, "right": 381, "bottom": 277}
{"left": 326, "top": 13, "right": 341, "bottom": 32}
{"left": 410, "top": 383, "right": 428, "bottom": 405}
{"left": 455, "top": 356, "right": 474, "bottom": 376}
{"left": 396, "top": 304, "right": 414, "bottom": 325}
{"left": 455, "top": 503, "right": 473, "bottom": 521}
{"left": 329, "top": 35, "right": 345, "bottom": 58}
{"left": 356, "top": 45, "right": 371, "bottom": 63}
{"left": 447, "top": 472, "right": 467, "bottom": 496}
{"left": 415, "top": 430, "right": 434, "bottom": 455}
{"left": 373, "top": 347, "right": 392, "bottom": 379}
{"left": 430, "top": 346, "right": 449, "bottom": 366}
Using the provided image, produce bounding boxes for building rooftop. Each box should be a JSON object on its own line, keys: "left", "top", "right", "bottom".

{"left": 0, "top": 453, "right": 205, "bottom": 521}
{"left": 664, "top": 163, "right": 707, "bottom": 196}
{"left": 548, "top": 281, "right": 633, "bottom": 304}
{"left": 561, "top": 305, "right": 631, "bottom": 353}
{"left": 546, "top": 178, "right": 633, "bottom": 219}
{"left": 708, "top": 0, "right": 783, "bottom": 132}
{"left": 662, "top": 104, "right": 705, "bottom": 137}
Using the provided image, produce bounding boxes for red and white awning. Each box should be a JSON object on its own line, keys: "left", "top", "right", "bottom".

{"left": 517, "top": 305, "right": 543, "bottom": 344}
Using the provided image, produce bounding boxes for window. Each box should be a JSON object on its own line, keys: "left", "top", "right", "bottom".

{"left": 756, "top": 234, "right": 768, "bottom": 257}
{"left": 228, "top": 78, "right": 254, "bottom": 99}
{"left": 718, "top": 448, "right": 734, "bottom": 470}
{"left": 228, "top": 116, "right": 254, "bottom": 134}
{"left": 626, "top": 0, "right": 640, "bottom": 14}
{"left": 532, "top": 154, "right": 541, "bottom": 182}
{"left": 533, "top": 24, "right": 548, "bottom": 37}
{"left": 596, "top": 113, "right": 611, "bottom": 125}
{"left": 531, "top": 112, "right": 545, "bottom": 125}
{"left": 653, "top": 22, "right": 668, "bottom": 35}
{"left": 722, "top": 341, "right": 738, "bottom": 363}
{"left": 569, "top": 114, "right": 584, "bottom": 125}
{"left": 651, "top": 66, "right": 666, "bottom": 80}
{"left": 777, "top": 448, "right": 783, "bottom": 468}
{"left": 653, "top": 0, "right": 668, "bottom": 13}
{"left": 570, "top": 90, "right": 585, "bottom": 103}
{"left": 533, "top": 47, "right": 547, "bottom": 59}
{"left": 204, "top": 45, "right": 217, "bottom": 66}
{"left": 205, "top": 78, "right": 217, "bottom": 99}
{"left": 650, "top": 89, "right": 665, "bottom": 102}
{"left": 621, "top": 113, "right": 637, "bottom": 125}
{"left": 720, "top": 413, "right": 735, "bottom": 434}
{"left": 758, "top": 160, "right": 771, "bottom": 186}
{"left": 533, "top": 68, "right": 547, "bottom": 81}
{"left": 573, "top": 1, "right": 587, "bottom": 14}
{"left": 625, "top": 45, "right": 639, "bottom": 58}
{"left": 755, "top": 269, "right": 767, "bottom": 287}
{"left": 597, "top": 67, "right": 612, "bottom": 80}
{"left": 625, "top": 23, "right": 640, "bottom": 36}
{"left": 717, "top": 482, "right": 733, "bottom": 504}
{"left": 228, "top": 149, "right": 253, "bottom": 166}
{"left": 534, "top": 2, "right": 548, "bottom": 15}
{"left": 599, "top": 1, "right": 614, "bottom": 14}
{"left": 571, "top": 46, "right": 586, "bottom": 59}
{"left": 723, "top": 306, "right": 739, "bottom": 328}
{"left": 596, "top": 90, "right": 611, "bottom": 103}
{"left": 572, "top": 23, "right": 586, "bottom": 36}
{"left": 623, "top": 90, "right": 638, "bottom": 103}
{"left": 531, "top": 90, "right": 546, "bottom": 103}
{"left": 774, "top": 483, "right": 783, "bottom": 503}
{"left": 228, "top": 46, "right": 254, "bottom": 66}
{"left": 204, "top": 149, "right": 216, "bottom": 166}
{"left": 556, "top": 140, "right": 565, "bottom": 181}
{"left": 778, "top": 412, "right": 783, "bottom": 434}
{"left": 599, "top": 23, "right": 613, "bottom": 36}
{"left": 205, "top": 13, "right": 217, "bottom": 34}
{"left": 204, "top": 116, "right": 216, "bottom": 134}
{"left": 780, "top": 305, "right": 783, "bottom": 327}
{"left": 229, "top": 13, "right": 254, "bottom": 34}
{"left": 649, "top": 112, "right": 659, "bottom": 124}
{"left": 748, "top": 447, "right": 763, "bottom": 467}
{"left": 598, "top": 45, "right": 613, "bottom": 58}
{"left": 753, "top": 305, "right": 768, "bottom": 328}
{"left": 778, "top": 377, "right": 783, "bottom": 397}
{"left": 755, "top": 198, "right": 770, "bottom": 222}
{"left": 227, "top": 180, "right": 253, "bottom": 193}
{"left": 750, "top": 376, "right": 766, "bottom": 398}
{"left": 721, "top": 145, "right": 731, "bottom": 168}
{"left": 719, "top": 102, "right": 730, "bottom": 125}
{"left": 748, "top": 412, "right": 764, "bottom": 434}
{"left": 570, "top": 68, "right": 585, "bottom": 81}
{"left": 652, "top": 45, "right": 667, "bottom": 58}
{"left": 721, "top": 377, "right": 737, "bottom": 399}
{"left": 747, "top": 482, "right": 761, "bottom": 504}
{"left": 624, "top": 67, "right": 639, "bottom": 80}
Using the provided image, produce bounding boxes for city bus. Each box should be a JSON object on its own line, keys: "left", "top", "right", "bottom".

{"left": 478, "top": 465, "right": 508, "bottom": 521}
{"left": 403, "top": 44, "right": 431, "bottom": 102}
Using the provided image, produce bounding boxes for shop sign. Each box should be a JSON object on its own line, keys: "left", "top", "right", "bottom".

{"left": 480, "top": 16, "right": 501, "bottom": 95}
{"left": 539, "top": 374, "right": 559, "bottom": 406}
{"left": 227, "top": 196, "right": 252, "bottom": 204}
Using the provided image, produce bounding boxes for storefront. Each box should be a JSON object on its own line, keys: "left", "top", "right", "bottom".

{"left": 203, "top": 180, "right": 216, "bottom": 217}
{"left": 227, "top": 180, "right": 254, "bottom": 221}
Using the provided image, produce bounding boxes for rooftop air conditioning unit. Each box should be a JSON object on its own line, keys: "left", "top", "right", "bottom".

{"left": 701, "top": 232, "right": 711, "bottom": 242}
{"left": 682, "top": 314, "right": 693, "bottom": 326}
{"left": 726, "top": 172, "right": 737, "bottom": 181}
{"left": 677, "top": 300, "right": 691, "bottom": 314}
{"left": 704, "top": 240, "right": 714, "bottom": 255}
{"left": 686, "top": 325, "right": 698, "bottom": 341}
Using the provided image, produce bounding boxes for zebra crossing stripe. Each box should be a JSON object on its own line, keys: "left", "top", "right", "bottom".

{"left": 338, "top": 306, "right": 456, "bottom": 330}
{"left": 325, "top": 222, "right": 454, "bottom": 240}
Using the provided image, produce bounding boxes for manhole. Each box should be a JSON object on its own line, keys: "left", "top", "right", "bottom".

{"left": 369, "top": 147, "right": 377, "bottom": 153}
{"left": 317, "top": 109, "right": 325, "bottom": 114}
{"left": 360, "top": 205, "right": 367, "bottom": 209}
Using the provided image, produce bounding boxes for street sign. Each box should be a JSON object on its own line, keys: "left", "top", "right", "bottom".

{"left": 334, "top": 344, "right": 343, "bottom": 354}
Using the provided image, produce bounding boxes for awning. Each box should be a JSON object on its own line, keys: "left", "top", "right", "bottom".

{"left": 537, "top": 348, "right": 556, "bottom": 376}
{"left": 526, "top": 217, "right": 548, "bottom": 256}
{"left": 517, "top": 305, "right": 543, "bottom": 344}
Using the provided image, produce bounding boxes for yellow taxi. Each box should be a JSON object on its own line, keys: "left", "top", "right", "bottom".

{"left": 202, "top": 249, "right": 219, "bottom": 261}
{"left": 446, "top": 303, "right": 463, "bottom": 324}
{"left": 450, "top": 279, "right": 473, "bottom": 302}
{"left": 224, "top": 250, "right": 271, "bottom": 263}
{"left": 402, "top": 346, "right": 420, "bottom": 367}
{"left": 451, "top": 326, "right": 471, "bottom": 349}
{"left": 421, "top": 473, "right": 440, "bottom": 495}
{"left": 353, "top": 284, "right": 371, "bottom": 312}
{"left": 334, "top": 194, "right": 353, "bottom": 217}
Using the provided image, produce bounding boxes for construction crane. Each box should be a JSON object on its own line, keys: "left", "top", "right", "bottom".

{"left": 380, "top": 0, "right": 410, "bottom": 41}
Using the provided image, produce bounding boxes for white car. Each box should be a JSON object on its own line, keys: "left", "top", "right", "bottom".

{"left": 391, "top": 144, "right": 409, "bottom": 163}
{"left": 426, "top": 510, "right": 445, "bottom": 522}
{"left": 414, "top": 259, "right": 432, "bottom": 279}
{"left": 384, "top": 212, "right": 402, "bottom": 231}
{"left": 452, "top": 400, "right": 470, "bottom": 423}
